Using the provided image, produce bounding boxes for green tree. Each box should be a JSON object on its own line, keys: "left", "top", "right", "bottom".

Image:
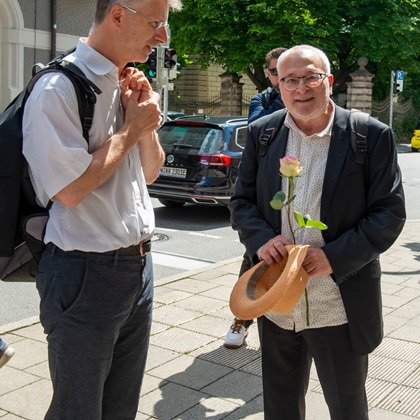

{"left": 169, "top": 0, "right": 420, "bottom": 98}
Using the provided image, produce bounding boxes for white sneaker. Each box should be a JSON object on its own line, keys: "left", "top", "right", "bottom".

{"left": 0, "top": 346, "right": 15, "bottom": 368}
{"left": 224, "top": 318, "right": 249, "bottom": 349}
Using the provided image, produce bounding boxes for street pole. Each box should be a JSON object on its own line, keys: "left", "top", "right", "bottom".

{"left": 156, "top": 28, "right": 171, "bottom": 123}
{"left": 389, "top": 71, "right": 394, "bottom": 129}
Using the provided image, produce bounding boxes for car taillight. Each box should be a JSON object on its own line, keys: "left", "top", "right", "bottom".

{"left": 194, "top": 154, "right": 231, "bottom": 166}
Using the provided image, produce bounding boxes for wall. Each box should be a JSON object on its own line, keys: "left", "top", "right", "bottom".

{"left": 0, "top": 0, "right": 94, "bottom": 111}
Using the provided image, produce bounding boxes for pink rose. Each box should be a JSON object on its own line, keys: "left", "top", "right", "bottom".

{"left": 280, "top": 156, "right": 302, "bottom": 177}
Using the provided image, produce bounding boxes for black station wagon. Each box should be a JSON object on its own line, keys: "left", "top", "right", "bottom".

{"left": 148, "top": 115, "right": 248, "bottom": 207}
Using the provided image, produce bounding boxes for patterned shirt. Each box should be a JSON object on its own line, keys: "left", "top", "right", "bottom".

{"left": 266, "top": 102, "right": 348, "bottom": 331}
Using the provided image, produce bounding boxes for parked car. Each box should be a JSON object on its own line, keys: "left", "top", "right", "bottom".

{"left": 411, "top": 121, "right": 420, "bottom": 152}
{"left": 160, "top": 111, "right": 186, "bottom": 123}
{"left": 167, "top": 111, "right": 186, "bottom": 120}
{"left": 148, "top": 115, "right": 248, "bottom": 207}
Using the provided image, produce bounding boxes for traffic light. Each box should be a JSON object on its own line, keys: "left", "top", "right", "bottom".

{"left": 395, "top": 78, "right": 403, "bottom": 93}
{"left": 164, "top": 48, "right": 177, "bottom": 69}
{"left": 146, "top": 48, "right": 157, "bottom": 78}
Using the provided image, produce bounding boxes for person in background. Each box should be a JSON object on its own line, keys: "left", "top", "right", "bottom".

{"left": 224, "top": 47, "right": 287, "bottom": 349}
{"left": 22, "top": 0, "right": 182, "bottom": 418}
{"left": 0, "top": 337, "right": 15, "bottom": 368}
{"left": 229, "top": 44, "right": 405, "bottom": 419}
{"left": 248, "top": 47, "right": 287, "bottom": 124}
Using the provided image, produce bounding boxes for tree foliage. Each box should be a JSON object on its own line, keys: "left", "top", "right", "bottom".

{"left": 169, "top": 0, "right": 420, "bottom": 98}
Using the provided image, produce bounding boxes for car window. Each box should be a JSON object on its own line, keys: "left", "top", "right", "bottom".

{"left": 229, "top": 125, "right": 247, "bottom": 152}
{"left": 158, "top": 125, "right": 224, "bottom": 153}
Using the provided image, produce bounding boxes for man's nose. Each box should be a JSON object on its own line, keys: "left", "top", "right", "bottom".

{"left": 295, "top": 78, "right": 309, "bottom": 93}
{"left": 156, "top": 26, "right": 169, "bottom": 45}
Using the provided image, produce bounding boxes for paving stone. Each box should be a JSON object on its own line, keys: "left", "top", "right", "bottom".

{"left": 201, "top": 370, "right": 262, "bottom": 404}
{"left": 138, "top": 382, "right": 208, "bottom": 419}
{"left": 152, "top": 305, "right": 200, "bottom": 326}
{"left": 3, "top": 338, "right": 47, "bottom": 371}
{"left": 150, "top": 327, "right": 217, "bottom": 353}
{"left": 0, "top": 379, "right": 51, "bottom": 420}
{"left": 153, "top": 286, "right": 193, "bottom": 305}
{"left": 166, "top": 278, "right": 219, "bottom": 294}
{"left": 145, "top": 345, "right": 182, "bottom": 371}
{"left": 180, "top": 314, "right": 231, "bottom": 338}
{"left": 177, "top": 396, "right": 242, "bottom": 419}
{"left": 172, "top": 294, "right": 226, "bottom": 314}
{"left": 0, "top": 366, "right": 42, "bottom": 396}
{"left": 148, "top": 354, "right": 232, "bottom": 390}
{"left": 389, "top": 324, "right": 420, "bottom": 343}
{"left": 201, "top": 285, "right": 233, "bottom": 302}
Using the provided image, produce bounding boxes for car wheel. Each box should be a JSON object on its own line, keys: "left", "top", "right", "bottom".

{"left": 412, "top": 147, "right": 419, "bottom": 152}
{"left": 158, "top": 198, "right": 186, "bottom": 207}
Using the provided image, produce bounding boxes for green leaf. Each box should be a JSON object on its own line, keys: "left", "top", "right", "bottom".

{"left": 270, "top": 191, "right": 286, "bottom": 210}
{"left": 270, "top": 199, "right": 284, "bottom": 210}
{"left": 294, "top": 211, "right": 305, "bottom": 228}
{"left": 306, "top": 220, "right": 328, "bottom": 230}
{"left": 272, "top": 191, "right": 286, "bottom": 202}
{"left": 301, "top": 214, "right": 328, "bottom": 230}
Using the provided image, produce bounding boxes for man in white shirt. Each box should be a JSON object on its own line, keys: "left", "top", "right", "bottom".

{"left": 23, "top": 0, "right": 181, "bottom": 418}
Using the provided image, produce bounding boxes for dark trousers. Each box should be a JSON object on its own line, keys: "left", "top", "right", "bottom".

{"left": 37, "top": 245, "right": 154, "bottom": 420}
{"left": 258, "top": 316, "right": 369, "bottom": 420}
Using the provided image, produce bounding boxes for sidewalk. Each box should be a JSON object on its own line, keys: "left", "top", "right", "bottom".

{"left": 0, "top": 221, "right": 419, "bottom": 420}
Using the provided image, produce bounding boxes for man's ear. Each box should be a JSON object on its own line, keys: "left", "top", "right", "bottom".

{"left": 328, "top": 74, "right": 334, "bottom": 94}
{"left": 110, "top": 4, "right": 124, "bottom": 27}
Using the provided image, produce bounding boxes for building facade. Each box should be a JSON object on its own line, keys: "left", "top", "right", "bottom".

{"left": 0, "top": 0, "right": 259, "bottom": 115}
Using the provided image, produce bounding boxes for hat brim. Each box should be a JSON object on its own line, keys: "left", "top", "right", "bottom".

{"left": 229, "top": 244, "right": 309, "bottom": 320}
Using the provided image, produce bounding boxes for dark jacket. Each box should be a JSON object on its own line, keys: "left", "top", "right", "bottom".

{"left": 229, "top": 105, "right": 406, "bottom": 354}
{"left": 248, "top": 87, "right": 285, "bottom": 123}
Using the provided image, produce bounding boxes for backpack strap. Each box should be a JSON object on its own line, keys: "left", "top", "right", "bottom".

{"left": 29, "top": 52, "right": 102, "bottom": 143}
{"left": 261, "top": 88, "right": 271, "bottom": 110}
{"left": 350, "top": 109, "right": 369, "bottom": 164}
{"left": 24, "top": 52, "right": 102, "bottom": 210}
{"left": 257, "top": 109, "right": 287, "bottom": 163}
{"left": 60, "top": 63, "right": 102, "bottom": 142}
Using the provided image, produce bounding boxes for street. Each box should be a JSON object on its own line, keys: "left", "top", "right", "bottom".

{"left": 0, "top": 145, "right": 418, "bottom": 327}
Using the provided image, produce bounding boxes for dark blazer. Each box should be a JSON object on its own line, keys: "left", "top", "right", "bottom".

{"left": 229, "top": 105, "right": 406, "bottom": 354}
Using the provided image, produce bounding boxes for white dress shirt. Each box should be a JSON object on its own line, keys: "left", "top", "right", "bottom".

{"left": 23, "top": 38, "right": 154, "bottom": 252}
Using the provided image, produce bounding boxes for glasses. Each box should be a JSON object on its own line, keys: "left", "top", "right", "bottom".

{"left": 122, "top": 5, "right": 168, "bottom": 31}
{"left": 280, "top": 73, "right": 328, "bottom": 90}
{"left": 267, "top": 67, "right": 278, "bottom": 76}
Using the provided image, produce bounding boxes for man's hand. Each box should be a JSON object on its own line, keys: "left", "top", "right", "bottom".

{"left": 260, "top": 235, "right": 292, "bottom": 265}
{"left": 119, "top": 67, "right": 162, "bottom": 139}
{"left": 302, "top": 247, "right": 333, "bottom": 279}
{"left": 120, "top": 67, "right": 153, "bottom": 108}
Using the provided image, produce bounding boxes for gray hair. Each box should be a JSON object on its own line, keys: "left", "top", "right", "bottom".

{"left": 277, "top": 45, "right": 331, "bottom": 75}
{"left": 94, "top": 0, "right": 182, "bottom": 24}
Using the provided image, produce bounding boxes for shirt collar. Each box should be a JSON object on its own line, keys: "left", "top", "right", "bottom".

{"left": 284, "top": 100, "right": 336, "bottom": 139}
{"left": 65, "top": 38, "right": 119, "bottom": 77}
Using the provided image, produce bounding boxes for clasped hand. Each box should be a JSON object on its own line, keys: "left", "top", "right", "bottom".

{"left": 260, "top": 235, "right": 333, "bottom": 279}
{"left": 119, "top": 67, "right": 162, "bottom": 136}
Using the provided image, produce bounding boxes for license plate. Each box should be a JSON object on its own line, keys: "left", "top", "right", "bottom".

{"left": 160, "top": 167, "right": 187, "bottom": 178}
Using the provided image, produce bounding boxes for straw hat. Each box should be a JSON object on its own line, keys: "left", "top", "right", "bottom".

{"left": 229, "top": 244, "right": 309, "bottom": 320}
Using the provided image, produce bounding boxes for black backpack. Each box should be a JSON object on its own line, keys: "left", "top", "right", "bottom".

{"left": 0, "top": 50, "right": 101, "bottom": 282}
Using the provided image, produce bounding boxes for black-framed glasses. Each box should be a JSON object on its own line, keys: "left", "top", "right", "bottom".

{"left": 122, "top": 5, "right": 168, "bottom": 31}
{"left": 280, "top": 73, "right": 328, "bottom": 90}
{"left": 268, "top": 67, "right": 278, "bottom": 76}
